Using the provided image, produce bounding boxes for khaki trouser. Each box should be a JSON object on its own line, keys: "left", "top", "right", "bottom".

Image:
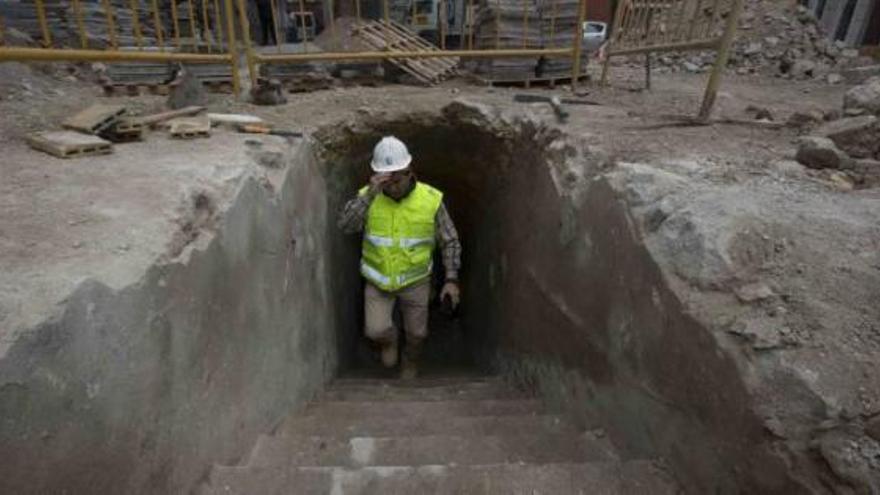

{"left": 364, "top": 280, "right": 430, "bottom": 347}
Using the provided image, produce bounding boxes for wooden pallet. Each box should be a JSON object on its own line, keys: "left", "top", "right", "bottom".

{"left": 63, "top": 104, "right": 126, "bottom": 134}
{"left": 100, "top": 119, "right": 145, "bottom": 143}
{"left": 103, "top": 83, "right": 172, "bottom": 97}
{"left": 203, "top": 81, "right": 235, "bottom": 93}
{"left": 168, "top": 117, "right": 212, "bottom": 139}
{"left": 351, "top": 20, "right": 458, "bottom": 86}
{"left": 27, "top": 131, "right": 113, "bottom": 159}
{"left": 479, "top": 74, "right": 587, "bottom": 88}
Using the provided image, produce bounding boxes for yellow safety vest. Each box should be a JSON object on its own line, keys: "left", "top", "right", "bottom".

{"left": 360, "top": 182, "right": 443, "bottom": 292}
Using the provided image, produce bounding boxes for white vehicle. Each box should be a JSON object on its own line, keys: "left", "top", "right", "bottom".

{"left": 582, "top": 21, "right": 608, "bottom": 52}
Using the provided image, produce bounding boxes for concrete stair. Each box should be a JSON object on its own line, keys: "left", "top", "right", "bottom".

{"left": 199, "top": 376, "right": 679, "bottom": 494}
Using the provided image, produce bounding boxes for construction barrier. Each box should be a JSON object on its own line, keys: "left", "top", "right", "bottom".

{"left": 600, "top": 0, "right": 744, "bottom": 119}
{"left": 0, "top": 0, "right": 242, "bottom": 94}
{"left": 0, "top": 0, "right": 594, "bottom": 94}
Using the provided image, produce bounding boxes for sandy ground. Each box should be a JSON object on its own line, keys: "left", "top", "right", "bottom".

{"left": 0, "top": 59, "right": 860, "bottom": 352}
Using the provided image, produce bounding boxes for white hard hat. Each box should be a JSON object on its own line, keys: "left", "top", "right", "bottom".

{"left": 370, "top": 136, "right": 412, "bottom": 172}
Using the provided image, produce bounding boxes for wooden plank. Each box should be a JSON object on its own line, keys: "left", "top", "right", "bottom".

{"left": 27, "top": 131, "right": 113, "bottom": 158}
{"left": 62, "top": 104, "right": 127, "bottom": 134}
{"left": 128, "top": 105, "right": 206, "bottom": 127}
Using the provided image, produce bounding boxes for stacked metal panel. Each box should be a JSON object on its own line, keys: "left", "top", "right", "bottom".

{"left": 473, "top": 0, "right": 541, "bottom": 81}
{"left": 536, "top": 0, "right": 587, "bottom": 79}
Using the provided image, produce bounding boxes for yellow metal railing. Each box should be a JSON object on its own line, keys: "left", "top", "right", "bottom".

{"left": 601, "top": 0, "right": 744, "bottom": 119}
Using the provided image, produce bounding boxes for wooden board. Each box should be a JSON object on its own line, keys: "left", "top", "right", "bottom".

{"left": 27, "top": 131, "right": 113, "bottom": 158}
{"left": 168, "top": 117, "right": 212, "bottom": 139}
{"left": 62, "top": 104, "right": 127, "bottom": 134}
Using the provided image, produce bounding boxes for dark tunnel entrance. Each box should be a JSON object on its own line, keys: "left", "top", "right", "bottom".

{"left": 316, "top": 108, "right": 561, "bottom": 375}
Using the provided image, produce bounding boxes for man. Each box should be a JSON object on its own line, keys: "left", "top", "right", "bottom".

{"left": 338, "top": 136, "right": 462, "bottom": 379}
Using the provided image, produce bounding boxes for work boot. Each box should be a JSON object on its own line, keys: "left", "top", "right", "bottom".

{"left": 400, "top": 339, "right": 423, "bottom": 380}
{"left": 380, "top": 339, "right": 398, "bottom": 368}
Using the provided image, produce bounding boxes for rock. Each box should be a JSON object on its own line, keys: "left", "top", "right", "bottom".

{"left": 827, "top": 171, "right": 855, "bottom": 191}
{"left": 792, "top": 59, "right": 817, "bottom": 79}
{"left": 166, "top": 67, "right": 208, "bottom": 110}
{"left": 844, "top": 78, "right": 880, "bottom": 115}
{"left": 841, "top": 65, "right": 880, "bottom": 85}
{"left": 746, "top": 105, "right": 774, "bottom": 121}
{"left": 826, "top": 73, "right": 843, "bottom": 85}
{"left": 250, "top": 78, "right": 287, "bottom": 106}
{"left": 765, "top": 36, "right": 781, "bottom": 48}
{"left": 744, "top": 42, "right": 763, "bottom": 56}
{"left": 866, "top": 417, "right": 880, "bottom": 442}
{"left": 845, "top": 107, "right": 867, "bottom": 117}
{"left": 735, "top": 282, "right": 776, "bottom": 303}
{"left": 728, "top": 319, "right": 785, "bottom": 350}
{"left": 815, "top": 115, "right": 880, "bottom": 159}
{"left": 841, "top": 48, "right": 859, "bottom": 59}
{"left": 851, "top": 159, "right": 880, "bottom": 188}
{"left": 795, "top": 136, "right": 852, "bottom": 170}
{"left": 5, "top": 27, "right": 35, "bottom": 46}
{"left": 683, "top": 61, "right": 701, "bottom": 73}
{"left": 786, "top": 110, "right": 824, "bottom": 129}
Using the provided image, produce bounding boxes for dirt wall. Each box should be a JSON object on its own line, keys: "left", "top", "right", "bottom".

{"left": 0, "top": 141, "right": 339, "bottom": 494}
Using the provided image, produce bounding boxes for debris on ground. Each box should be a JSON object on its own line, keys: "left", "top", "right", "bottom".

{"left": 250, "top": 78, "right": 288, "bottom": 106}
{"left": 167, "top": 67, "right": 209, "bottom": 110}
{"left": 844, "top": 77, "right": 880, "bottom": 116}
{"left": 794, "top": 136, "right": 851, "bottom": 170}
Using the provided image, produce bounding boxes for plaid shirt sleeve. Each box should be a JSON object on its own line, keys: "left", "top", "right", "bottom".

{"left": 435, "top": 202, "right": 462, "bottom": 281}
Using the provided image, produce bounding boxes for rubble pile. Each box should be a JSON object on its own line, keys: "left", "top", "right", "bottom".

{"left": 622, "top": 0, "right": 875, "bottom": 84}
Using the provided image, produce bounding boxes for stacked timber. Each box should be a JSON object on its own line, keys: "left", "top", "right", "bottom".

{"left": 536, "top": 0, "right": 587, "bottom": 79}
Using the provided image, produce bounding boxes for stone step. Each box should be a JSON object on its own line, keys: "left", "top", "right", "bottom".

{"left": 247, "top": 430, "right": 617, "bottom": 468}
{"left": 202, "top": 461, "right": 678, "bottom": 495}
{"left": 279, "top": 412, "right": 576, "bottom": 438}
{"left": 320, "top": 380, "right": 527, "bottom": 402}
{"left": 302, "top": 398, "right": 543, "bottom": 420}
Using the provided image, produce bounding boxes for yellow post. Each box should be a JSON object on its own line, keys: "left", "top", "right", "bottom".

{"left": 171, "top": 0, "right": 182, "bottom": 47}
{"left": 600, "top": 0, "right": 627, "bottom": 85}
{"left": 299, "top": 0, "right": 309, "bottom": 52}
{"left": 202, "top": 0, "right": 213, "bottom": 51}
{"left": 570, "top": 0, "right": 587, "bottom": 89}
{"left": 35, "top": 0, "right": 52, "bottom": 47}
{"left": 235, "top": 0, "right": 258, "bottom": 86}
{"left": 72, "top": 0, "right": 89, "bottom": 49}
{"left": 467, "top": 0, "right": 474, "bottom": 50}
{"left": 383, "top": 0, "right": 390, "bottom": 50}
{"left": 521, "top": 0, "right": 528, "bottom": 48}
{"left": 213, "top": 0, "right": 224, "bottom": 47}
{"left": 698, "top": 0, "right": 742, "bottom": 120}
{"left": 329, "top": 0, "right": 338, "bottom": 50}
{"left": 187, "top": 0, "right": 198, "bottom": 50}
{"left": 129, "top": 0, "right": 144, "bottom": 49}
{"left": 151, "top": 0, "right": 164, "bottom": 49}
{"left": 270, "top": 0, "right": 282, "bottom": 51}
{"left": 495, "top": 0, "right": 500, "bottom": 49}
{"left": 102, "top": 0, "right": 118, "bottom": 49}
{"left": 439, "top": 0, "right": 446, "bottom": 49}
{"left": 223, "top": 0, "right": 242, "bottom": 94}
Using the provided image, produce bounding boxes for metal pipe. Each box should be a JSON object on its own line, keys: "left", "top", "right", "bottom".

{"left": 102, "top": 0, "right": 118, "bottom": 49}
{"left": 570, "top": 0, "right": 587, "bottom": 89}
{"left": 235, "top": 0, "right": 258, "bottom": 86}
{"left": 35, "top": 0, "right": 52, "bottom": 47}
{"left": 439, "top": 0, "right": 446, "bottom": 50}
{"left": 129, "top": 0, "right": 144, "bottom": 49}
{"left": 171, "top": 0, "right": 182, "bottom": 48}
{"left": 72, "top": 0, "right": 89, "bottom": 49}
{"left": 151, "top": 0, "right": 164, "bottom": 49}
{"left": 606, "top": 37, "right": 719, "bottom": 56}
{"left": 213, "top": 0, "right": 224, "bottom": 47}
{"left": 257, "top": 47, "right": 572, "bottom": 62}
{"left": 0, "top": 46, "right": 230, "bottom": 62}
{"left": 270, "top": 0, "right": 281, "bottom": 51}
{"left": 698, "top": 0, "right": 742, "bottom": 120}
{"left": 187, "top": 0, "right": 198, "bottom": 50}
{"left": 223, "top": 0, "right": 241, "bottom": 94}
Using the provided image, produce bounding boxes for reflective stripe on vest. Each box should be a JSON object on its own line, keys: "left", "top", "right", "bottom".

{"left": 360, "top": 182, "right": 443, "bottom": 292}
